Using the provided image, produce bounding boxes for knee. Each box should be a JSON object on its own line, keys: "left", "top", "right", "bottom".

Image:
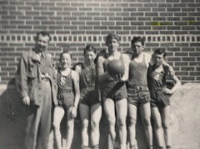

{"left": 118, "top": 118, "right": 126, "bottom": 127}
{"left": 106, "top": 116, "right": 115, "bottom": 126}
{"left": 129, "top": 117, "right": 137, "bottom": 126}
{"left": 67, "top": 121, "right": 74, "bottom": 130}
{"left": 154, "top": 122, "right": 162, "bottom": 130}
{"left": 162, "top": 121, "right": 169, "bottom": 130}
{"left": 91, "top": 121, "right": 99, "bottom": 130}
{"left": 142, "top": 118, "right": 151, "bottom": 127}
{"left": 53, "top": 122, "right": 60, "bottom": 131}
{"left": 82, "top": 120, "right": 89, "bottom": 129}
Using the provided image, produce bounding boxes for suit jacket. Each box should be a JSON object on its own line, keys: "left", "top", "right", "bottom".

{"left": 15, "top": 49, "right": 58, "bottom": 106}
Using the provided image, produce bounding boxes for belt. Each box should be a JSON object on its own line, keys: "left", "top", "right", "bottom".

{"left": 59, "top": 89, "right": 72, "bottom": 93}
{"left": 128, "top": 85, "right": 149, "bottom": 92}
{"left": 41, "top": 77, "right": 49, "bottom": 81}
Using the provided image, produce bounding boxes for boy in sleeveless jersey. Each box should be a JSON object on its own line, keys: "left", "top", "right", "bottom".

{"left": 75, "top": 45, "right": 102, "bottom": 149}
{"left": 53, "top": 51, "right": 80, "bottom": 149}
{"left": 148, "top": 49, "right": 181, "bottom": 149}
{"left": 97, "top": 33, "right": 129, "bottom": 149}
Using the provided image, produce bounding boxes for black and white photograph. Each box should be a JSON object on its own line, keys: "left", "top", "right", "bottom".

{"left": 0, "top": 0, "right": 200, "bottom": 149}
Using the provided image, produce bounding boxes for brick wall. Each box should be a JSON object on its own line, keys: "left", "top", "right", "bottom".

{"left": 0, "top": 0, "right": 200, "bottom": 84}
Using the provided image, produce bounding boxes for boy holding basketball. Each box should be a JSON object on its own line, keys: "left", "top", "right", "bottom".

{"left": 97, "top": 33, "right": 129, "bottom": 149}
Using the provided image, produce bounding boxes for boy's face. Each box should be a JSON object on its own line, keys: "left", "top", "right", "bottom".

{"left": 132, "top": 41, "right": 144, "bottom": 56}
{"left": 35, "top": 34, "right": 49, "bottom": 52}
{"left": 84, "top": 51, "right": 96, "bottom": 64}
{"left": 154, "top": 53, "right": 165, "bottom": 66}
{"left": 60, "top": 53, "right": 71, "bottom": 69}
{"left": 107, "top": 39, "right": 119, "bottom": 53}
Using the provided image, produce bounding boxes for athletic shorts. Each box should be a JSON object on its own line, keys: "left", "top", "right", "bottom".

{"left": 57, "top": 90, "right": 74, "bottom": 110}
{"left": 127, "top": 86, "right": 151, "bottom": 106}
{"left": 80, "top": 87, "right": 100, "bottom": 107}
{"left": 101, "top": 80, "right": 127, "bottom": 102}
{"left": 150, "top": 90, "right": 170, "bottom": 108}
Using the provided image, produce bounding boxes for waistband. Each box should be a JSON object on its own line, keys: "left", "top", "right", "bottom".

{"left": 59, "top": 89, "right": 72, "bottom": 93}
{"left": 127, "top": 85, "right": 149, "bottom": 92}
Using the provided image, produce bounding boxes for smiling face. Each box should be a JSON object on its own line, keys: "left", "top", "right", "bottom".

{"left": 132, "top": 41, "right": 144, "bottom": 56}
{"left": 106, "top": 38, "right": 119, "bottom": 53}
{"left": 84, "top": 51, "right": 96, "bottom": 65}
{"left": 60, "top": 53, "right": 72, "bottom": 69}
{"left": 35, "top": 34, "right": 50, "bottom": 52}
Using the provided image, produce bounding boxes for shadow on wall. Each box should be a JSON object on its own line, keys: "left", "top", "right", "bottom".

{"left": 0, "top": 79, "right": 109, "bottom": 149}
{"left": 1, "top": 80, "right": 200, "bottom": 149}
{"left": 0, "top": 79, "right": 26, "bottom": 149}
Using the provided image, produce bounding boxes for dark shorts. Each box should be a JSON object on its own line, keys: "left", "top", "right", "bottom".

{"left": 101, "top": 80, "right": 127, "bottom": 102}
{"left": 150, "top": 90, "right": 170, "bottom": 108}
{"left": 80, "top": 87, "right": 100, "bottom": 107}
{"left": 127, "top": 86, "right": 151, "bottom": 106}
{"left": 57, "top": 91, "right": 74, "bottom": 110}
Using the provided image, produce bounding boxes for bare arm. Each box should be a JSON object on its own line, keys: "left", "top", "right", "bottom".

{"left": 71, "top": 70, "right": 80, "bottom": 108}
{"left": 96, "top": 56, "right": 111, "bottom": 82}
{"left": 121, "top": 53, "right": 131, "bottom": 81}
{"left": 74, "top": 64, "right": 82, "bottom": 76}
{"left": 163, "top": 67, "right": 181, "bottom": 95}
{"left": 170, "top": 74, "right": 181, "bottom": 94}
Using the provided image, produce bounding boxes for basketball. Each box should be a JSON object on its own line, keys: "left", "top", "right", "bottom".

{"left": 107, "top": 59, "right": 125, "bottom": 76}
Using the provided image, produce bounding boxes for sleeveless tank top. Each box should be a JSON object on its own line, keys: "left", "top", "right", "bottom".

{"left": 57, "top": 70, "right": 74, "bottom": 101}
{"left": 148, "top": 65, "right": 169, "bottom": 91}
{"left": 80, "top": 63, "right": 96, "bottom": 90}
{"left": 128, "top": 54, "right": 148, "bottom": 87}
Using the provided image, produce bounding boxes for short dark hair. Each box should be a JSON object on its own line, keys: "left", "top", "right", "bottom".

{"left": 154, "top": 48, "right": 167, "bottom": 58}
{"left": 59, "top": 50, "right": 72, "bottom": 61}
{"left": 131, "top": 36, "right": 145, "bottom": 46}
{"left": 105, "top": 33, "right": 120, "bottom": 45}
{"left": 84, "top": 45, "right": 97, "bottom": 55}
{"left": 35, "top": 31, "right": 51, "bottom": 42}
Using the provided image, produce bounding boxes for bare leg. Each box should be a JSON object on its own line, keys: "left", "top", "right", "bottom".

{"left": 53, "top": 106, "right": 65, "bottom": 149}
{"left": 64, "top": 106, "right": 75, "bottom": 149}
{"left": 116, "top": 98, "right": 128, "bottom": 149}
{"left": 128, "top": 104, "right": 138, "bottom": 149}
{"left": 91, "top": 103, "right": 102, "bottom": 147}
{"left": 103, "top": 98, "right": 116, "bottom": 146}
{"left": 79, "top": 103, "right": 90, "bottom": 147}
{"left": 140, "top": 102, "right": 153, "bottom": 148}
{"left": 151, "top": 106, "right": 165, "bottom": 148}
{"left": 161, "top": 105, "right": 171, "bottom": 148}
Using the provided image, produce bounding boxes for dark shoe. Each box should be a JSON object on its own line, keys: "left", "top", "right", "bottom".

{"left": 166, "top": 145, "right": 171, "bottom": 149}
